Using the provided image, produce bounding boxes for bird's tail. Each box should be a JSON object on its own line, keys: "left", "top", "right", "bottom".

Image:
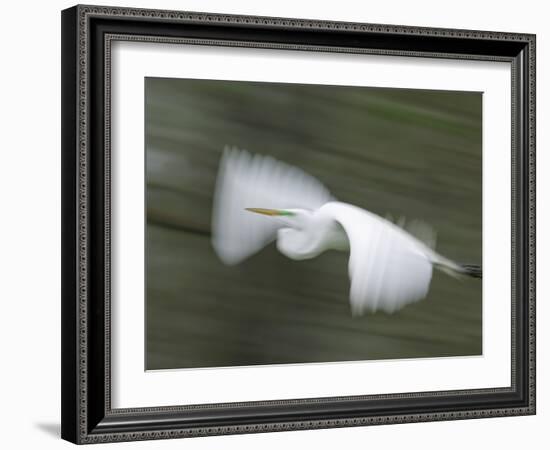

{"left": 386, "top": 215, "right": 482, "bottom": 280}
{"left": 459, "top": 264, "right": 482, "bottom": 279}
{"left": 433, "top": 257, "right": 482, "bottom": 279}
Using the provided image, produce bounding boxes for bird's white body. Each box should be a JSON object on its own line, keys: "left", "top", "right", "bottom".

{"left": 275, "top": 205, "right": 350, "bottom": 260}
{"left": 212, "top": 147, "right": 470, "bottom": 316}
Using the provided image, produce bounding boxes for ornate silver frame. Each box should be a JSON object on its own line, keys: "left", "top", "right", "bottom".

{"left": 61, "top": 4, "right": 536, "bottom": 444}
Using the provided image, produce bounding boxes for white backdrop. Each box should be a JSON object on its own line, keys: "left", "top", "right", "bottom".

{"left": 0, "top": 0, "right": 546, "bottom": 449}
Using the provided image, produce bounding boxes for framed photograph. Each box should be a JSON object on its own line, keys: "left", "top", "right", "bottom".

{"left": 61, "top": 4, "right": 536, "bottom": 444}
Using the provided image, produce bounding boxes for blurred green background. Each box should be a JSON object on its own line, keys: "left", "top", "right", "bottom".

{"left": 145, "top": 77, "right": 482, "bottom": 370}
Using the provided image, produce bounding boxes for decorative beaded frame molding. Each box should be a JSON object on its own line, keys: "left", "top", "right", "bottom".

{"left": 61, "top": 4, "right": 536, "bottom": 445}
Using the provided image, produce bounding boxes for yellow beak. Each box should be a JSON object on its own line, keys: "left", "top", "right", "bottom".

{"left": 245, "top": 208, "right": 284, "bottom": 216}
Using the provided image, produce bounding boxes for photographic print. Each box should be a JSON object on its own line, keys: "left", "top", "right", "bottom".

{"left": 61, "top": 7, "right": 536, "bottom": 442}
{"left": 61, "top": 7, "right": 535, "bottom": 442}
{"left": 145, "top": 77, "right": 482, "bottom": 371}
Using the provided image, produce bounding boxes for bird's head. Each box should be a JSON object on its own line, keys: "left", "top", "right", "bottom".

{"left": 244, "top": 207, "right": 312, "bottom": 229}
{"left": 245, "top": 207, "right": 324, "bottom": 260}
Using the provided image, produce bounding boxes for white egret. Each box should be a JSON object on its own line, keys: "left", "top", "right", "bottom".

{"left": 212, "top": 146, "right": 481, "bottom": 316}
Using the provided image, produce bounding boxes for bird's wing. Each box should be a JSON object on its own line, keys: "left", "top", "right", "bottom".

{"left": 212, "top": 146, "right": 334, "bottom": 265}
{"left": 321, "top": 202, "right": 434, "bottom": 315}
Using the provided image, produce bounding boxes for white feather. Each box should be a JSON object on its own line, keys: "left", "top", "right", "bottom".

{"left": 320, "top": 202, "right": 434, "bottom": 315}
{"left": 211, "top": 146, "right": 333, "bottom": 265}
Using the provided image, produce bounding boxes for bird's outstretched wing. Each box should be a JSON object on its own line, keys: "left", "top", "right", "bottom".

{"left": 212, "top": 147, "right": 334, "bottom": 265}
{"left": 321, "top": 202, "right": 434, "bottom": 315}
